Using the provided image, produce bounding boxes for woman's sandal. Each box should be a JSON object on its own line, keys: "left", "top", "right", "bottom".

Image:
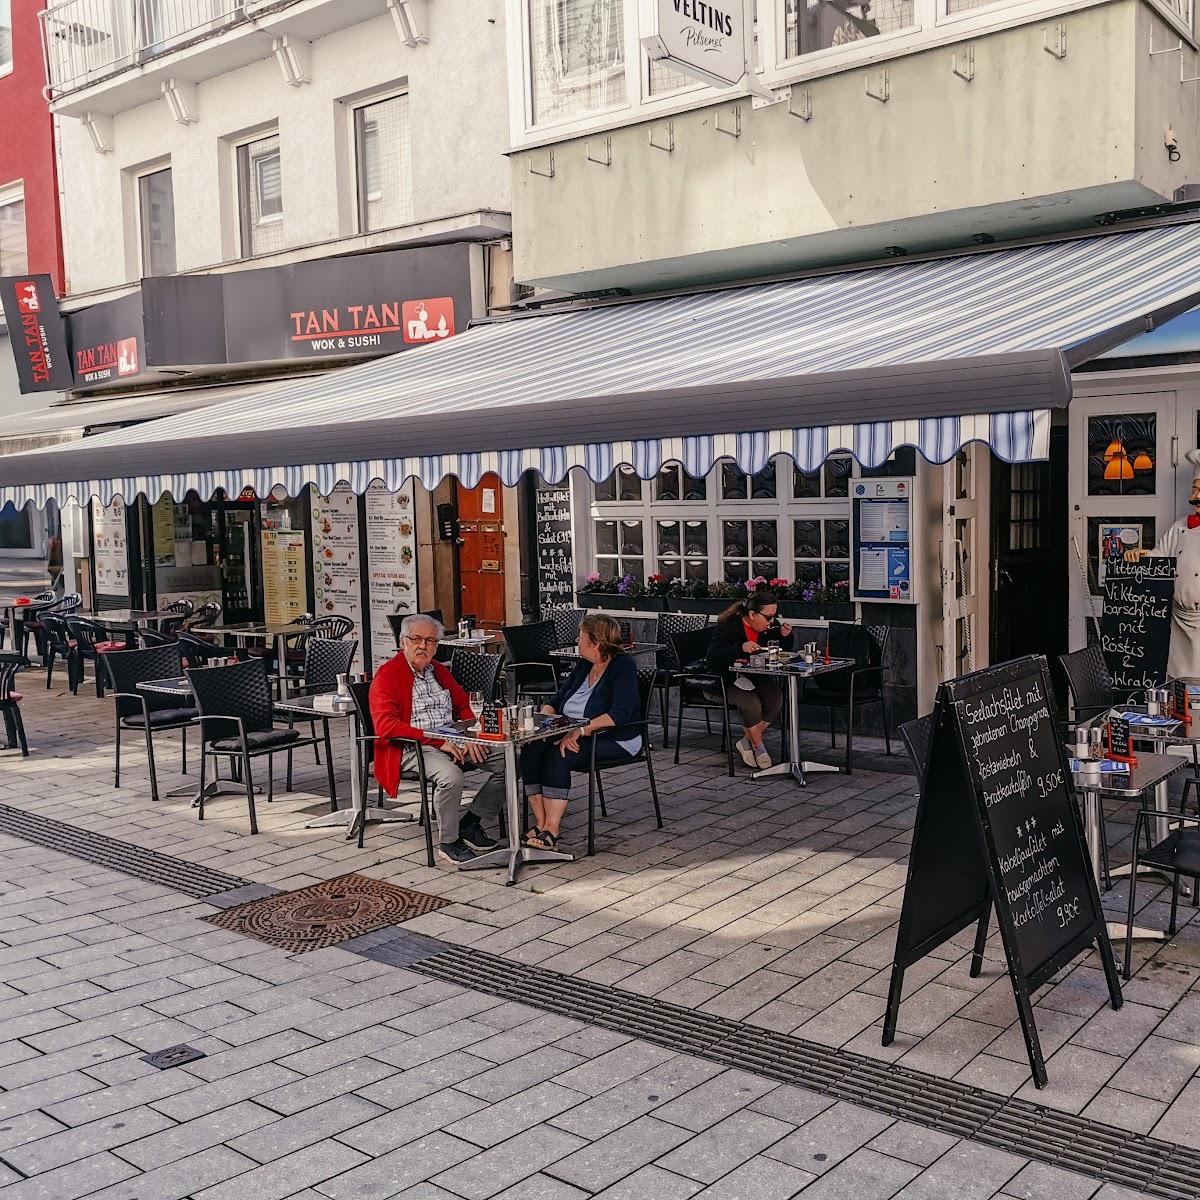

{"left": 529, "top": 830, "right": 560, "bottom": 850}
{"left": 523, "top": 827, "right": 544, "bottom": 846}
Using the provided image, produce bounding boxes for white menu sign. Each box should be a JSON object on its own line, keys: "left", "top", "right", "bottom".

{"left": 262, "top": 530, "right": 308, "bottom": 626}
{"left": 92, "top": 498, "right": 129, "bottom": 598}
{"left": 365, "top": 481, "right": 419, "bottom": 674}
{"left": 311, "top": 483, "right": 364, "bottom": 672}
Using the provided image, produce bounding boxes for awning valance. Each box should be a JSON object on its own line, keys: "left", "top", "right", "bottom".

{"left": 4, "top": 219, "right": 1200, "bottom": 506}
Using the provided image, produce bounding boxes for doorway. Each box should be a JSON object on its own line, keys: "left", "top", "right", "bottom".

{"left": 457, "top": 474, "right": 506, "bottom": 628}
{"left": 990, "top": 427, "right": 1068, "bottom": 666}
{"left": 209, "top": 499, "right": 261, "bottom": 623}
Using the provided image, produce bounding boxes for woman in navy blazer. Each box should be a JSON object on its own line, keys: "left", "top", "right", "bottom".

{"left": 520, "top": 613, "right": 641, "bottom": 850}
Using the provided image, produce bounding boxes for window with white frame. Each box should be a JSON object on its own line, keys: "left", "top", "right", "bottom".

{"left": 782, "top": 0, "right": 914, "bottom": 59}
{"left": 354, "top": 93, "right": 414, "bottom": 232}
{"left": 138, "top": 166, "right": 176, "bottom": 277}
{"left": 589, "top": 456, "right": 855, "bottom": 586}
{"left": 236, "top": 132, "right": 284, "bottom": 258}
{"left": 527, "top": 0, "right": 627, "bottom": 127}
{"left": 0, "top": 183, "right": 26, "bottom": 275}
{"left": 0, "top": 0, "right": 12, "bottom": 74}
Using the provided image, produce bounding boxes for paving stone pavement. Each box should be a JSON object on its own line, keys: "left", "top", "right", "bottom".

{"left": 0, "top": 672, "right": 1195, "bottom": 1195}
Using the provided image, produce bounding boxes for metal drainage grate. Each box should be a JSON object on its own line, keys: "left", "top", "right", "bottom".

{"left": 410, "top": 943, "right": 1200, "bottom": 1200}
{"left": 0, "top": 804, "right": 249, "bottom": 899}
{"left": 142, "top": 1044, "right": 206, "bottom": 1070}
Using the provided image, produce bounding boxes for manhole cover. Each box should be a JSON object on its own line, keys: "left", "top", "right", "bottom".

{"left": 142, "top": 1044, "right": 206, "bottom": 1069}
{"left": 203, "top": 872, "right": 451, "bottom": 952}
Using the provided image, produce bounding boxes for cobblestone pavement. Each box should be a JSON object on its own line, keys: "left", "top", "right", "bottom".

{"left": 0, "top": 671, "right": 1195, "bottom": 1196}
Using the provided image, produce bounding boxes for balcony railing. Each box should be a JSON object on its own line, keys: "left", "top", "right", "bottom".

{"left": 39, "top": 0, "right": 295, "bottom": 98}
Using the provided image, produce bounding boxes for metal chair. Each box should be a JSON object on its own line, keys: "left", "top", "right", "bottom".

{"left": 450, "top": 649, "right": 504, "bottom": 704}
{"left": 348, "top": 680, "right": 425, "bottom": 853}
{"left": 655, "top": 611, "right": 710, "bottom": 747}
{"left": 0, "top": 652, "right": 29, "bottom": 756}
{"left": 1057, "top": 645, "right": 1135, "bottom": 727}
{"left": 64, "top": 616, "right": 126, "bottom": 698}
{"left": 178, "top": 632, "right": 227, "bottom": 668}
{"left": 280, "top": 638, "right": 359, "bottom": 772}
{"left": 551, "top": 607, "right": 584, "bottom": 649}
{"left": 803, "top": 622, "right": 892, "bottom": 774}
{"left": 502, "top": 620, "right": 559, "bottom": 703}
{"left": 187, "top": 658, "right": 335, "bottom": 834}
{"left": 1124, "top": 810, "right": 1200, "bottom": 978}
{"left": 183, "top": 600, "right": 222, "bottom": 633}
{"left": 667, "top": 625, "right": 734, "bottom": 777}
{"left": 158, "top": 598, "right": 194, "bottom": 636}
{"left": 102, "top": 644, "right": 196, "bottom": 804}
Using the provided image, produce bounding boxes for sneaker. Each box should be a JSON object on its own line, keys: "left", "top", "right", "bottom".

{"left": 436, "top": 839, "right": 476, "bottom": 865}
{"left": 753, "top": 745, "right": 772, "bottom": 769}
{"left": 459, "top": 817, "right": 500, "bottom": 852}
{"left": 736, "top": 738, "right": 758, "bottom": 769}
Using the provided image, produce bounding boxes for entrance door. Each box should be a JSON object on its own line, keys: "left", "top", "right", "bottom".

{"left": 990, "top": 428, "right": 1069, "bottom": 666}
{"left": 210, "top": 500, "right": 260, "bottom": 623}
{"left": 457, "top": 475, "right": 506, "bottom": 628}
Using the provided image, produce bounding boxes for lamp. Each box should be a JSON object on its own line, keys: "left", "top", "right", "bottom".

{"left": 1133, "top": 451, "right": 1154, "bottom": 472}
{"left": 1103, "top": 437, "right": 1125, "bottom": 462}
{"left": 1104, "top": 454, "right": 1134, "bottom": 482}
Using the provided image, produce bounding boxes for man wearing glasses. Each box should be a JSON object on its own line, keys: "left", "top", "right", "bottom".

{"left": 369, "top": 613, "right": 504, "bottom": 864}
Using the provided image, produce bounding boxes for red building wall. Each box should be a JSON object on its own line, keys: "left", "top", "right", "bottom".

{"left": 0, "top": 0, "right": 63, "bottom": 291}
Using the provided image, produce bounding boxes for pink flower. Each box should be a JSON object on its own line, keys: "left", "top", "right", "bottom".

{"left": 586, "top": 572, "right": 601, "bottom": 584}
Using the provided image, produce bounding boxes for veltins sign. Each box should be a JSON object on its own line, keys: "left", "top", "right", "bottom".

{"left": 640, "top": 0, "right": 748, "bottom": 88}
{"left": 0, "top": 275, "right": 73, "bottom": 393}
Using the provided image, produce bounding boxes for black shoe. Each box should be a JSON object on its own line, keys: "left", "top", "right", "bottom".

{"left": 459, "top": 816, "right": 499, "bottom": 852}
{"left": 436, "top": 839, "right": 476, "bottom": 864}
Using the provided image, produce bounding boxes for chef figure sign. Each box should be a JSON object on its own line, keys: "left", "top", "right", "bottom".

{"left": 1125, "top": 449, "right": 1199, "bottom": 679}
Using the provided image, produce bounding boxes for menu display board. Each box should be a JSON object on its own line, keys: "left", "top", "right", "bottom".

{"left": 92, "top": 499, "right": 129, "bottom": 599}
{"left": 311, "top": 484, "right": 364, "bottom": 671}
{"left": 851, "top": 478, "right": 912, "bottom": 602}
{"left": 152, "top": 498, "right": 175, "bottom": 566}
{"left": 262, "top": 530, "right": 307, "bottom": 626}
{"left": 883, "top": 656, "right": 1121, "bottom": 1088}
{"left": 365, "top": 482, "right": 419, "bottom": 674}
{"left": 535, "top": 485, "right": 574, "bottom": 616}
{"left": 1101, "top": 557, "right": 1175, "bottom": 695}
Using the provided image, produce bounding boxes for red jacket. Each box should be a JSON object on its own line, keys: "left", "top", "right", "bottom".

{"left": 368, "top": 653, "right": 475, "bottom": 797}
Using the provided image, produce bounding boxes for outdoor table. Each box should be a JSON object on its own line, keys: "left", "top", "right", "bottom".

{"left": 191, "top": 621, "right": 311, "bottom": 698}
{"left": 93, "top": 608, "right": 176, "bottom": 628}
{"left": 0, "top": 598, "right": 39, "bottom": 650}
{"left": 731, "top": 655, "right": 856, "bottom": 785}
{"left": 430, "top": 712, "right": 588, "bottom": 885}
{"left": 439, "top": 633, "right": 502, "bottom": 652}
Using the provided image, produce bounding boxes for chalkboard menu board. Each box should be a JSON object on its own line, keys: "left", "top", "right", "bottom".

{"left": 1101, "top": 557, "right": 1176, "bottom": 695}
{"left": 535, "top": 485, "right": 574, "bottom": 617}
{"left": 883, "top": 656, "right": 1121, "bottom": 1088}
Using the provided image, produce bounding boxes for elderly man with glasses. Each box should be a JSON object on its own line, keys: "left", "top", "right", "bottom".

{"left": 369, "top": 613, "right": 505, "bottom": 864}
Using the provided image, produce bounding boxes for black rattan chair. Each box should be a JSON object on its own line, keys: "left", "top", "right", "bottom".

{"left": 1058, "top": 645, "right": 1138, "bottom": 726}
{"left": 551, "top": 607, "right": 584, "bottom": 649}
{"left": 450, "top": 649, "right": 504, "bottom": 705}
{"left": 187, "top": 658, "right": 335, "bottom": 834}
{"left": 502, "top": 620, "right": 559, "bottom": 703}
{"left": 0, "top": 652, "right": 29, "bottom": 756}
{"left": 280, "top": 638, "right": 359, "bottom": 771}
{"left": 667, "top": 625, "right": 734, "bottom": 777}
{"left": 1124, "top": 810, "right": 1200, "bottom": 978}
{"left": 655, "top": 611, "right": 710, "bottom": 747}
{"left": 103, "top": 644, "right": 196, "bottom": 804}
{"left": 803, "top": 623, "right": 892, "bottom": 774}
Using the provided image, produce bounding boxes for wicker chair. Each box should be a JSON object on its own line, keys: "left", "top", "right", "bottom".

{"left": 280, "top": 638, "right": 359, "bottom": 772}
{"left": 667, "top": 625, "right": 734, "bottom": 776}
{"left": 1057, "top": 645, "right": 1135, "bottom": 727}
{"left": 450, "top": 649, "right": 504, "bottom": 705}
{"left": 348, "top": 680, "right": 424, "bottom": 852}
{"left": 655, "top": 611, "right": 710, "bottom": 746}
{"left": 0, "top": 652, "right": 29, "bottom": 756}
{"left": 551, "top": 607, "right": 584, "bottom": 648}
{"left": 187, "top": 658, "right": 335, "bottom": 834}
{"left": 502, "top": 620, "right": 559, "bottom": 703}
{"left": 102, "top": 644, "right": 197, "bottom": 804}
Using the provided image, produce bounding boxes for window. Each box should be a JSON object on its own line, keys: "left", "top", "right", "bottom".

{"left": 1087, "top": 414, "right": 1157, "bottom": 498}
{"left": 594, "top": 464, "right": 643, "bottom": 502}
{"left": 594, "top": 516, "right": 645, "bottom": 580}
{"left": 237, "top": 133, "right": 284, "bottom": 258}
{"left": 0, "top": 184, "right": 26, "bottom": 275}
{"left": 794, "top": 517, "right": 850, "bottom": 587}
{"left": 782, "top": 0, "right": 914, "bottom": 60}
{"left": 138, "top": 167, "right": 176, "bottom": 276}
{"left": 723, "top": 518, "right": 778, "bottom": 582}
{"left": 354, "top": 93, "right": 414, "bottom": 232}
{"left": 528, "top": 0, "right": 627, "bottom": 127}
{"left": 0, "top": 0, "right": 11, "bottom": 75}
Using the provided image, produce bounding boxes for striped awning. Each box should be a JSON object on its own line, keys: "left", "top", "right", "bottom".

{"left": 5, "top": 219, "right": 1200, "bottom": 507}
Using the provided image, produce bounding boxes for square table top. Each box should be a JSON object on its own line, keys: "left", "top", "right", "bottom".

{"left": 274, "top": 693, "right": 356, "bottom": 719}
{"left": 733, "top": 655, "right": 856, "bottom": 679}
{"left": 1070, "top": 750, "right": 1185, "bottom": 797}
{"left": 137, "top": 677, "right": 191, "bottom": 697}
{"left": 429, "top": 713, "right": 586, "bottom": 748}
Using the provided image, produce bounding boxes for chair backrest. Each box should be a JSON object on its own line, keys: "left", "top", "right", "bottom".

{"left": 186, "top": 658, "right": 274, "bottom": 738}
{"left": 1057, "top": 645, "right": 1113, "bottom": 717}
{"left": 657, "top": 611, "right": 710, "bottom": 670}
{"left": 899, "top": 714, "right": 935, "bottom": 778}
{"left": 551, "top": 608, "right": 584, "bottom": 649}
{"left": 178, "top": 632, "right": 223, "bottom": 667}
{"left": 65, "top": 616, "right": 108, "bottom": 657}
{"left": 136, "top": 628, "right": 173, "bottom": 647}
{"left": 39, "top": 613, "right": 71, "bottom": 651}
{"left": 450, "top": 650, "right": 504, "bottom": 702}
{"left": 828, "top": 622, "right": 882, "bottom": 669}
{"left": 166, "top": 598, "right": 195, "bottom": 616}
{"left": 667, "top": 626, "right": 714, "bottom": 674}
{"left": 52, "top": 593, "right": 82, "bottom": 615}
{"left": 309, "top": 614, "right": 354, "bottom": 640}
{"left": 635, "top": 666, "right": 658, "bottom": 722}
{"left": 103, "top": 644, "right": 185, "bottom": 718}
{"left": 503, "top": 620, "right": 557, "bottom": 665}
{"left": 304, "top": 637, "right": 358, "bottom": 691}
{"left": 0, "top": 652, "right": 26, "bottom": 701}
{"left": 184, "top": 601, "right": 222, "bottom": 630}
{"left": 349, "top": 679, "right": 374, "bottom": 738}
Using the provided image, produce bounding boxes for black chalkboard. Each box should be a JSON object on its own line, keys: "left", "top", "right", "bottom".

{"left": 1101, "top": 557, "right": 1176, "bottom": 696}
{"left": 535, "top": 485, "right": 575, "bottom": 618}
{"left": 883, "top": 655, "right": 1121, "bottom": 1088}
{"left": 1108, "top": 716, "right": 1133, "bottom": 762}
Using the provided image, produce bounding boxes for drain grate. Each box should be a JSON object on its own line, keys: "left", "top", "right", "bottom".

{"left": 204, "top": 873, "right": 452, "bottom": 952}
{"left": 0, "top": 804, "right": 249, "bottom": 898}
{"left": 410, "top": 943, "right": 1200, "bottom": 1200}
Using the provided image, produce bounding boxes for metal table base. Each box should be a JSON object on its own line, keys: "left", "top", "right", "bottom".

{"left": 742, "top": 668, "right": 848, "bottom": 786}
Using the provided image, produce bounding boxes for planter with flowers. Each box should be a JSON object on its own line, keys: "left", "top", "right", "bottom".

{"left": 670, "top": 578, "right": 742, "bottom": 616}
{"left": 664, "top": 575, "right": 855, "bottom": 621}
{"left": 776, "top": 578, "right": 855, "bottom": 622}
{"left": 577, "top": 573, "right": 667, "bottom": 612}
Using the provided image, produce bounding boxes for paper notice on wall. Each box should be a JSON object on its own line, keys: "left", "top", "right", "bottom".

{"left": 858, "top": 548, "right": 888, "bottom": 593}
{"left": 262, "top": 530, "right": 308, "bottom": 626}
{"left": 311, "top": 483, "right": 364, "bottom": 672}
{"left": 365, "top": 481, "right": 419, "bottom": 674}
{"left": 859, "top": 500, "right": 909, "bottom": 544}
{"left": 92, "top": 498, "right": 129, "bottom": 597}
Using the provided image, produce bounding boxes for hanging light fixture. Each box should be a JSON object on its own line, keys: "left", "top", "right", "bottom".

{"left": 1103, "top": 437, "right": 1125, "bottom": 462}
{"left": 1132, "top": 450, "right": 1154, "bottom": 471}
{"left": 1104, "top": 453, "right": 1135, "bottom": 481}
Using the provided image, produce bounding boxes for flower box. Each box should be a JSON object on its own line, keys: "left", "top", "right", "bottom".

{"left": 577, "top": 592, "right": 666, "bottom": 612}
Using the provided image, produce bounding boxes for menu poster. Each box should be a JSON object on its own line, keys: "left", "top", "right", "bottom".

{"left": 883, "top": 656, "right": 1121, "bottom": 1089}
{"left": 311, "top": 483, "right": 364, "bottom": 672}
{"left": 365, "top": 481, "right": 419, "bottom": 674}
{"left": 1101, "top": 557, "right": 1175, "bottom": 696}
{"left": 152, "top": 497, "right": 175, "bottom": 566}
{"left": 262, "top": 530, "right": 308, "bottom": 626}
{"left": 92, "top": 498, "right": 130, "bottom": 598}
{"left": 535, "top": 485, "right": 574, "bottom": 616}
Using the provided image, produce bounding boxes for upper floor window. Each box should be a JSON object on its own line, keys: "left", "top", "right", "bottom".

{"left": 138, "top": 167, "right": 176, "bottom": 277}
{"left": 782, "top": 0, "right": 914, "bottom": 59}
{"left": 528, "top": 0, "right": 627, "bottom": 126}
{"left": 237, "top": 132, "right": 284, "bottom": 258}
{"left": 0, "top": 1, "right": 12, "bottom": 75}
{"left": 354, "top": 93, "right": 414, "bottom": 232}
{"left": 0, "top": 184, "right": 27, "bottom": 275}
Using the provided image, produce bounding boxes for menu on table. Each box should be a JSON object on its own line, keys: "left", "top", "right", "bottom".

{"left": 365, "top": 482, "right": 419, "bottom": 674}
{"left": 310, "top": 484, "right": 364, "bottom": 672}
{"left": 92, "top": 498, "right": 129, "bottom": 598}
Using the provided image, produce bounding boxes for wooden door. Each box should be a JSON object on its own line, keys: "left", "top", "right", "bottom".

{"left": 457, "top": 475, "right": 506, "bottom": 628}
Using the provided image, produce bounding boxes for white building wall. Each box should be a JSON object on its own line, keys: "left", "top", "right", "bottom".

{"left": 57, "top": 0, "right": 511, "bottom": 295}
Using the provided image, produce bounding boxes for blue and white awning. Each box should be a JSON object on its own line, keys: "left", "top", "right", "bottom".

{"left": 4, "top": 220, "right": 1200, "bottom": 506}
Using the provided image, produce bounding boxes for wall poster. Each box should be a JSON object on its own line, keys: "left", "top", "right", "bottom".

{"left": 365, "top": 481, "right": 419, "bottom": 674}
{"left": 262, "top": 531, "right": 308, "bottom": 626}
{"left": 92, "top": 498, "right": 129, "bottom": 598}
{"left": 311, "top": 483, "right": 364, "bottom": 671}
